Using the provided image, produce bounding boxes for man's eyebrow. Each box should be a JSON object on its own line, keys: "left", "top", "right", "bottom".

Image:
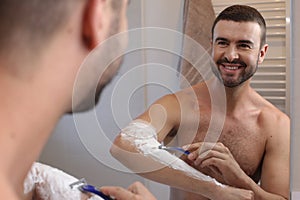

{"left": 215, "top": 37, "right": 254, "bottom": 45}
{"left": 237, "top": 40, "right": 254, "bottom": 45}
{"left": 215, "top": 37, "right": 229, "bottom": 42}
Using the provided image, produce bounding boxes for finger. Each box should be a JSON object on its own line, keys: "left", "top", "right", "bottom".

{"left": 100, "top": 186, "right": 135, "bottom": 200}
{"left": 195, "top": 149, "right": 226, "bottom": 165}
{"left": 128, "top": 182, "right": 156, "bottom": 198}
{"left": 182, "top": 143, "right": 201, "bottom": 151}
{"left": 127, "top": 182, "right": 145, "bottom": 194}
{"left": 198, "top": 142, "right": 222, "bottom": 156}
{"left": 187, "top": 143, "right": 219, "bottom": 160}
{"left": 187, "top": 150, "right": 198, "bottom": 160}
{"left": 210, "top": 142, "right": 230, "bottom": 153}
{"left": 199, "top": 142, "right": 231, "bottom": 156}
{"left": 200, "top": 157, "right": 224, "bottom": 168}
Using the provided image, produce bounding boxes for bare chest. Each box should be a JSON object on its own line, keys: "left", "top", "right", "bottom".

{"left": 177, "top": 112, "right": 267, "bottom": 178}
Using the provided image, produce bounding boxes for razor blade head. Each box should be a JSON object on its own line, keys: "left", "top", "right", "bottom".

{"left": 69, "top": 178, "right": 87, "bottom": 189}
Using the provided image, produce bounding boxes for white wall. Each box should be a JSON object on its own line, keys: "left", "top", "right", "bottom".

{"left": 290, "top": 0, "right": 300, "bottom": 198}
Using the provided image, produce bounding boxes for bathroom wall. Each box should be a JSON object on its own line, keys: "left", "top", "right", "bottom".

{"left": 290, "top": 0, "right": 300, "bottom": 198}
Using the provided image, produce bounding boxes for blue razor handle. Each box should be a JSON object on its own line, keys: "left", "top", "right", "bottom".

{"left": 159, "top": 145, "right": 190, "bottom": 155}
{"left": 167, "top": 147, "right": 190, "bottom": 155}
{"left": 80, "top": 184, "right": 114, "bottom": 200}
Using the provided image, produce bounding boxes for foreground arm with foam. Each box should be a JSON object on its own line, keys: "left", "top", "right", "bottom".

{"left": 23, "top": 162, "right": 103, "bottom": 200}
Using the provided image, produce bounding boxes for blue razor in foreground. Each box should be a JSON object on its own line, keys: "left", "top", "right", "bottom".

{"left": 70, "top": 178, "right": 114, "bottom": 200}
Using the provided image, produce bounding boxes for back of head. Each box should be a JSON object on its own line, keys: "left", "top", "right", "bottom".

{"left": 211, "top": 5, "right": 266, "bottom": 47}
{"left": 0, "top": 0, "right": 80, "bottom": 58}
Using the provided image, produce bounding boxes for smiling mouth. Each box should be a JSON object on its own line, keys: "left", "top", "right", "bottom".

{"left": 224, "top": 65, "right": 239, "bottom": 70}
{"left": 216, "top": 59, "right": 247, "bottom": 72}
{"left": 222, "top": 64, "right": 242, "bottom": 71}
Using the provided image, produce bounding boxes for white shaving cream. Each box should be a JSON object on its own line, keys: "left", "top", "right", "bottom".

{"left": 121, "top": 120, "right": 224, "bottom": 187}
{"left": 24, "top": 162, "right": 103, "bottom": 200}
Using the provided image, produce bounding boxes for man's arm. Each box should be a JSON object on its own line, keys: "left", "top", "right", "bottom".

{"left": 258, "top": 111, "right": 290, "bottom": 199}
{"left": 111, "top": 94, "right": 254, "bottom": 200}
{"left": 239, "top": 111, "right": 289, "bottom": 199}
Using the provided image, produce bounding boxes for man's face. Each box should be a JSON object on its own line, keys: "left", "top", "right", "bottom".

{"left": 211, "top": 20, "right": 265, "bottom": 88}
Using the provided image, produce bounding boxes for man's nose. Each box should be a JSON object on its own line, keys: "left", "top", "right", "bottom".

{"left": 224, "top": 46, "right": 239, "bottom": 62}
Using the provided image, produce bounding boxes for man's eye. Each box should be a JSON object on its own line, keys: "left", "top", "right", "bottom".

{"left": 239, "top": 44, "right": 251, "bottom": 49}
{"left": 217, "top": 41, "right": 228, "bottom": 46}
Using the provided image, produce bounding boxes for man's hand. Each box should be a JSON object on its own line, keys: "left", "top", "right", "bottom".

{"left": 101, "top": 181, "right": 156, "bottom": 200}
{"left": 185, "top": 142, "right": 249, "bottom": 188}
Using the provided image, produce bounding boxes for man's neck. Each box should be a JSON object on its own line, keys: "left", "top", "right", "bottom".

{"left": 0, "top": 65, "right": 66, "bottom": 197}
{"left": 209, "top": 77, "right": 254, "bottom": 113}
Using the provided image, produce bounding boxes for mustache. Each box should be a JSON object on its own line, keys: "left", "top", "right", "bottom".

{"left": 216, "top": 58, "right": 247, "bottom": 67}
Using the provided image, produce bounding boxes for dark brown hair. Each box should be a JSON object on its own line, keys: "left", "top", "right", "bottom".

{"left": 0, "top": 0, "right": 78, "bottom": 52}
{"left": 211, "top": 5, "right": 267, "bottom": 47}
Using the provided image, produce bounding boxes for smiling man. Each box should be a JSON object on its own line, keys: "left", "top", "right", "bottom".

{"left": 111, "top": 5, "right": 290, "bottom": 200}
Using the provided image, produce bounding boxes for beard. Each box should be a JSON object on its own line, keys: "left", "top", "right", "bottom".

{"left": 94, "top": 56, "right": 124, "bottom": 105}
{"left": 212, "top": 57, "right": 258, "bottom": 88}
{"left": 93, "top": 9, "right": 126, "bottom": 105}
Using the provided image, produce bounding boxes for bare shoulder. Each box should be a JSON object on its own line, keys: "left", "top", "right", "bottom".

{"left": 256, "top": 97, "right": 290, "bottom": 138}
{"left": 259, "top": 101, "right": 289, "bottom": 127}
{"left": 148, "top": 86, "right": 199, "bottom": 114}
{"left": 137, "top": 87, "right": 200, "bottom": 132}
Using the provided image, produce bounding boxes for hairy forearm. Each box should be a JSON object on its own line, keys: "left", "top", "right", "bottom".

{"left": 111, "top": 140, "right": 257, "bottom": 200}
{"left": 110, "top": 136, "right": 223, "bottom": 199}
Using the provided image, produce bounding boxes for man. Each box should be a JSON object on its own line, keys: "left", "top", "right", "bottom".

{"left": 0, "top": 0, "right": 155, "bottom": 199}
{"left": 111, "top": 5, "right": 289, "bottom": 200}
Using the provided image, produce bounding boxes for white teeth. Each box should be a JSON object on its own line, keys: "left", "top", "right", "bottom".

{"left": 225, "top": 66, "right": 238, "bottom": 70}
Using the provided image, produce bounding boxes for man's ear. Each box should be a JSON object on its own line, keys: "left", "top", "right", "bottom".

{"left": 82, "top": 0, "right": 107, "bottom": 49}
{"left": 258, "top": 44, "right": 269, "bottom": 64}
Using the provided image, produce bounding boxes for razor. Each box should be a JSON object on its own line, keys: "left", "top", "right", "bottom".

{"left": 70, "top": 178, "right": 114, "bottom": 200}
{"left": 158, "top": 144, "right": 190, "bottom": 155}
